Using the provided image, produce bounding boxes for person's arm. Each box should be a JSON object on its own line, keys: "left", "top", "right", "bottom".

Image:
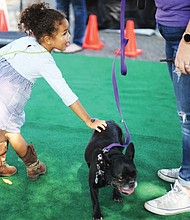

{"left": 175, "top": 20, "right": 190, "bottom": 74}
{"left": 39, "top": 61, "right": 107, "bottom": 132}
{"left": 69, "top": 100, "right": 107, "bottom": 132}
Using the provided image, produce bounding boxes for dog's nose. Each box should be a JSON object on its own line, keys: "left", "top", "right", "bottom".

{"left": 129, "top": 180, "right": 135, "bottom": 187}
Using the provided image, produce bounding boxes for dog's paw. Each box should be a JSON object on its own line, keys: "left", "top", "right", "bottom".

{"left": 113, "top": 195, "right": 123, "bottom": 202}
{"left": 112, "top": 188, "right": 123, "bottom": 202}
{"left": 93, "top": 214, "right": 103, "bottom": 220}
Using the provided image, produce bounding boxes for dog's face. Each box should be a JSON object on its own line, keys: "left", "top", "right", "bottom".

{"left": 105, "top": 142, "right": 137, "bottom": 195}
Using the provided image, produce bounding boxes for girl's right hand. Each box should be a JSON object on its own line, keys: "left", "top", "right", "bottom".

{"left": 86, "top": 118, "right": 107, "bottom": 132}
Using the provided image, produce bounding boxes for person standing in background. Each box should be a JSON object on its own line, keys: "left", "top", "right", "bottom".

{"left": 144, "top": 0, "right": 190, "bottom": 216}
{"left": 56, "top": 0, "right": 87, "bottom": 53}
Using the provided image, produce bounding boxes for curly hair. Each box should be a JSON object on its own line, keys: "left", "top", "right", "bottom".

{"left": 18, "top": 2, "right": 66, "bottom": 42}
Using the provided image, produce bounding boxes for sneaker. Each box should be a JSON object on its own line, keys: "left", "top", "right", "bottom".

{"left": 63, "top": 43, "right": 83, "bottom": 53}
{"left": 158, "top": 168, "right": 180, "bottom": 183}
{"left": 52, "top": 48, "right": 62, "bottom": 53}
{"left": 144, "top": 180, "right": 190, "bottom": 215}
{"left": 52, "top": 44, "right": 83, "bottom": 54}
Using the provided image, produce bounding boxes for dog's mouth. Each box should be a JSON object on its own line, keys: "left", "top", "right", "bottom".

{"left": 116, "top": 182, "right": 137, "bottom": 195}
{"left": 119, "top": 187, "right": 134, "bottom": 195}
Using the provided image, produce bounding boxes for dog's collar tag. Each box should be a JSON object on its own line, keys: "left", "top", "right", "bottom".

{"left": 98, "top": 154, "right": 103, "bottom": 160}
{"left": 95, "top": 175, "right": 98, "bottom": 184}
{"left": 95, "top": 153, "right": 105, "bottom": 184}
{"left": 95, "top": 170, "right": 105, "bottom": 184}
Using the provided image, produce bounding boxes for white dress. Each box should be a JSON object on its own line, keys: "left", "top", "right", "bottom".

{"left": 0, "top": 36, "right": 78, "bottom": 133}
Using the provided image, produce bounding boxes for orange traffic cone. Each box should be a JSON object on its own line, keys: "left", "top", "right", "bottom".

{"left": 82, "top": 14, "right": 104, "bottom": 50}
{"left": 0, "top": 9, "right": 8, "bottom": 31}
{"left": 115, "top": 20, "right": 142, "bottom": 57}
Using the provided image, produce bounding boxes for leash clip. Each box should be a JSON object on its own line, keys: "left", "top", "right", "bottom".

{"left": 102, "top": 148, "right": 109, "bottom": 153}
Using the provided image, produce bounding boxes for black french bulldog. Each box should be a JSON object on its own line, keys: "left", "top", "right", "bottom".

{"left": 85, "top": 120, "right": 137, "bottom": 220}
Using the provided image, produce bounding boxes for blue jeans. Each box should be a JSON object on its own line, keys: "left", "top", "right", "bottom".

{"left": 158, "top": 24, "right": 190, "bottom": 188}
{"left": 56, "top": 0, "right": 87, "bottom": 46}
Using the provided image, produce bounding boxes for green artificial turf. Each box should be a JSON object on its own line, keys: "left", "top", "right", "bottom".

{"left": 1, "top": 54, "right": 189, "bottom": 220}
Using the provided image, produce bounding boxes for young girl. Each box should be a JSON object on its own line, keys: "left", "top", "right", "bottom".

{"left": 0, "top": 2, "right": 107, "bottom": 181}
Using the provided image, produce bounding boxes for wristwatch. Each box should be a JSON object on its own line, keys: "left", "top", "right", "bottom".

{"left": 183, "top": 32, "right": 190, "bottom": 43}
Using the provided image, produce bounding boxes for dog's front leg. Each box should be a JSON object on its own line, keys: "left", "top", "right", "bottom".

{"left": 89, "top": 185, "right": 103, "bottom": 220}
{"left": 89, "top": 167, "right": 103, "bottom": 220}
{"left": 112, "top": 188, "right": 123, "bottom": 202}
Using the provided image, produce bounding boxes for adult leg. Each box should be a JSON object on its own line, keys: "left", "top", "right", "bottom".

{"left": 71, "top": 0, "right": 87, "bottom": 46}
{"left": 56, "top": 0, "right": 70, "bottom": 22}
{"left": 173, "top": 68, "right": 190, "bottom": 187}
{"left": 144, "top": 25, "right": 190, "bottom": 215}
{"left": 156, "top": 25, "right": 184, "bottom": 183}
{"left": 159, "top": 26, "right": 190, "bottom": 185}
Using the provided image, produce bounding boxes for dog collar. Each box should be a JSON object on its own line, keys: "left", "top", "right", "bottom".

{"left": 103, "top": 142, "right": 128, "bottom": 153}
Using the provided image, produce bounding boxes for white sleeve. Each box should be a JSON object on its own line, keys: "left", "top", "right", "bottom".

{"left": 39, "top": 61, "right": 78, "bottom": 106}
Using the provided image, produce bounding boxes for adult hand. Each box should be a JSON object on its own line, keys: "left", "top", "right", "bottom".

{"left": 86, "top": 118, "right": 107, "bottom": 132}
{"left": 175, "top": 40, "right": 190, "bottom": 74}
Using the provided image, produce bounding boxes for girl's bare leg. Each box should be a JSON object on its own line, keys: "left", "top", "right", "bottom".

{"left": 3, "top": 132, "right": 28, "bottom": 157}
{"left": 2, "top": 130, "right": 46, "bottom": 180}
{"left": 0, "top": 130, "right": 46, "bottom": 180}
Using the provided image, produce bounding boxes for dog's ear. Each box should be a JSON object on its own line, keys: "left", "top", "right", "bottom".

{"left": 116, "top": 124, "right": 125, "bottom": 144}
{"left": 125, "top": 142, "right": 135, "bottom": 160}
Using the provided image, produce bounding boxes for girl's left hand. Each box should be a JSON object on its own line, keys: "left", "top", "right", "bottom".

{"left": 86, "top": 118, "right": 107, "bottom": 132}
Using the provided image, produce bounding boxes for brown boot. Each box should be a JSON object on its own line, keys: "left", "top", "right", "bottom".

{"left": 20, "top": 143, "right": 46, "bottom": 181}
{"left": 0, "top": 141, "right": 17, "bottom": 177}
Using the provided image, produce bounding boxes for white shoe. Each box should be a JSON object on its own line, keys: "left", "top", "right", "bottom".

{"left": 144, "top": 180, "right": 190, "bottom": 215}
{"left": 52, "top": 48, "right": 62, "bottom": 53}
{"left": 158, "top": 168, "right": 180, "bottom": 183}
{"left": 63, "top": 43, "right": 83, "bottom": 53}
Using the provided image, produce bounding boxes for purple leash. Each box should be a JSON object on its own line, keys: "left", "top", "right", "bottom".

{"left": 120, "top": 0, "right": 128, "bottom": 76}
{"left": 103, "top": 0, "right": 130, "bottom": 152}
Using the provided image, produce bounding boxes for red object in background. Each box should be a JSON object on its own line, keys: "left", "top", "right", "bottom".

{"left": 115, "top": 20, "right": 142, "bottom": 57}
{"left": 82, "top": 14, "right": 104, "bottom": 50}
{"left": 0, "top": 10, "right": 8, "bottom": 31}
